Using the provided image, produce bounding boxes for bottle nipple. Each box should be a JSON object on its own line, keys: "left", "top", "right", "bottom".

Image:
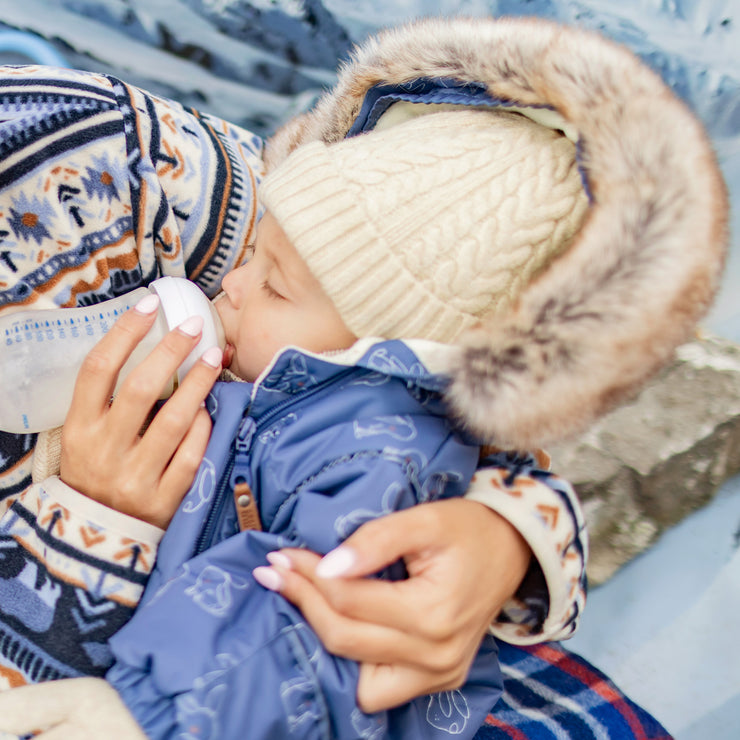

{"left": 149, "top": 277, "right": 226, "bottom": 385}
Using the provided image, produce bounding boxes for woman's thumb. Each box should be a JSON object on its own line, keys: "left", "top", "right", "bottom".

{"left": 316, "top": 504, "right": 441, "bottom": 579}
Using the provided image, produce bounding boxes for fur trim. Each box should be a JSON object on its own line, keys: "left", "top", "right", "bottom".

{"left": 265, "top": 17, "right": 729, "bottom": 449}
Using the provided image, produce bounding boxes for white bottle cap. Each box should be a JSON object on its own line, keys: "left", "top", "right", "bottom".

{"left": 149, "top": 277, "right": 226, "bottom": 384}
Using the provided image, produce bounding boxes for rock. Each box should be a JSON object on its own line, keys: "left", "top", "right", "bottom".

{"left": 549, "top": 334, "right": 740, "bottom": 585}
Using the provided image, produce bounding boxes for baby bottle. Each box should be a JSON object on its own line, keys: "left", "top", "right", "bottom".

{"left": 0, "top": 277, "right": 225, "bottom": 433}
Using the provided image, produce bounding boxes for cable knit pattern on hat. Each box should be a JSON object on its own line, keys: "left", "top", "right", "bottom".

{"left": 260, "top": 109, "right": 588, "bottom": 343}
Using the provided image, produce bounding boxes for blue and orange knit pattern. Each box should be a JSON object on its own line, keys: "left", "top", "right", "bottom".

{"left": 0, "top": 64, "right": 264, "bottom": 501}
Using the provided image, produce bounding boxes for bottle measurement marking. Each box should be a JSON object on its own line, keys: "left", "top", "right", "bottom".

{"left": 4, "top": 305, "right": 132, "bottom": 345}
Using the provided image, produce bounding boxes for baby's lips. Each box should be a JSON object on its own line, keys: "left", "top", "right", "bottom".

{"left": 222, "top": 342, "right": 235, "bottom": 368}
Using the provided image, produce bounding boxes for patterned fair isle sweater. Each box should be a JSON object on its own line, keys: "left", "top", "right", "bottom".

{"left": 0, "top": 66, "right": 586, "bottom": 690}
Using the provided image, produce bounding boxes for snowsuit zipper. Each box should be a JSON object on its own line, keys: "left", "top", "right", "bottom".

{"left": 192, "top": 368, "right": 355, "bottom": 556}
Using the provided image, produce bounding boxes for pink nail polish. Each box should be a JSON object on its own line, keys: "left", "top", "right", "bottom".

{"left": 134, "top": 293, "right": 160, "bottom": 315}
{"left": 253, "top": 566, "right": 283, "bottom": 592}
{"left": 316, "top": 546, "right": 356, "bottom": 579}
{"left": 179, "top": 315, "right": 204, "bottom": 337}
{"left": 201, "top": 346, "right": 222, "bottom": 368}
{"left": 266, "top": 551, "right": 293, "bottom": 570}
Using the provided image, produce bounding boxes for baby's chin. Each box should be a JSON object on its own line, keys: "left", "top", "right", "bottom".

{"left": 227, "top": 353, "right": 262, "bottom": 383}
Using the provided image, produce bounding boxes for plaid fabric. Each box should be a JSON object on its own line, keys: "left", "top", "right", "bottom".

{"left": 476, "top": 642, "right": 673, "bottom": 739}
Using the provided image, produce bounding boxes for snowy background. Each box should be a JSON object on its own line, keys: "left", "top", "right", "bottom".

{"left": 0, "top": 1, "right": 737, "bottom": 737}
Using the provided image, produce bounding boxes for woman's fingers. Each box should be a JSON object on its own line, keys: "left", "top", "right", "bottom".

{"left": 263, "top": 501, "right": 532, "bottom": 670}
{"left": 312, "top": 504, "right": 447, "bottom": 579}
{"left": 273, "top": 504, "right": 464, "bottom": 636}
{"left": 284, "top": 501, "right": 529, "bottom": 639}
{"left": 138, "top": 346, "right": 221, "bottom": 470}
{"left": 255, "top": 562, "right": 441, "bottom": 667}
{"left": 256, "top": 557, "right": 482, "bottom": 673}
{"left": 61, "top": 305, "right": 221, "bottom": 528}
{"left": 152, "top": 407, "right": 214, "bottom": 527}
{"left": 277, "top": 547, "right": 435, "bottom": 637}
{"left": 107, "top": 315, "right": 206, "bottom": 440}
{"left": 276, "top": 505, "right": 452, "bottom": 634}
{"left": 257, "top": 558, "right": 477, "bottom": 711}
{"left": 253, "top": 501, "right": 534, "bottom": 713}
{"left": 69, "top": 294, "right": 161, "bottom": 423}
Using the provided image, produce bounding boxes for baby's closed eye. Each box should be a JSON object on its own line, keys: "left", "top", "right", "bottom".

{"left": 262, "top": 279, "right": 286, "bottom": 300}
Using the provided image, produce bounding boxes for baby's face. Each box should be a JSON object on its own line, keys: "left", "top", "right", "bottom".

{"left": 214, "top": 211, "right": 357, "bottom": 382}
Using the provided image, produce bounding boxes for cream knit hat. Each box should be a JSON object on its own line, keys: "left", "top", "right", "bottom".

{"left": 259, "top": 109, "right": 589, "bottom": 343}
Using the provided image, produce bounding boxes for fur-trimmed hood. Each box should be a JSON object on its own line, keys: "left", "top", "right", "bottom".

{"left": 264, "top": 16, "right": 729, "bottom": 450}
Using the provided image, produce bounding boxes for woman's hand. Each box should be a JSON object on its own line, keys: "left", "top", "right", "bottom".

{"left": 60, "top": 293, "right": 222, "bottom": 529}
{"left": 252, "top": 498, "right": 531, "bottom": 712}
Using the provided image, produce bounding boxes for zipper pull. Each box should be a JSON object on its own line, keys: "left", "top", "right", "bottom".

{"left": 234, "top": 480, "right": 262, "bottom": 532}
{"left": 236, "top": 416, "right": 257, "bottom": 453}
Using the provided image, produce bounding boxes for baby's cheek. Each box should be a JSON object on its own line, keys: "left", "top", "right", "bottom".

{"left": 237, "top": 332, "right": 276, "bottom": 382}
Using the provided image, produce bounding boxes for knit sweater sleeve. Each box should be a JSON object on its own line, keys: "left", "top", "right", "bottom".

{"left": 0, "top": 65, "right": 266, "bottom": 544}
{"left": 464, "top": 450, "right": 587, "bottom": 644}
{"left": 0, "top": 476, "right": 163, "bottom": 687}
{"left": 108, "top": 76, "right": 266, "bottom": 297}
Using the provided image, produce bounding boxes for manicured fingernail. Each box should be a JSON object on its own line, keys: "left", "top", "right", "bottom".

{"left": 253, "top": 566, "right": 283, "bottom": 592}
{"left": 179, "top": 315, "right": 204, "bottom": 336}
{"left": 134, "top": 293, "right": 160, "bottom": 315}
{"left": 266, "top": 551, "right": 293, "bottom": 570}
{"left": 316, "top": 546, "right": 356, "bottom": 579}
{"left": 201, "top": 346, "right": 222, "bottom": 368}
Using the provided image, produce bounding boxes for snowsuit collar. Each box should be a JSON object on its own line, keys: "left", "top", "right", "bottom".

{"left": 239, "top": 337, "right": 453, "bottom": 422}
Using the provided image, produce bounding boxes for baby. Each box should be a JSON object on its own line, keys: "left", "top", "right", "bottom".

{"left": 98, "top": 107, "right": 588, "bottom": 739}
{"left": 0, "top": 69, "right": 589, "bottom": 718}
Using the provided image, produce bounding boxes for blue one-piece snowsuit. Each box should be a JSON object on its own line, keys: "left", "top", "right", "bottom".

{"left": 107, "top": 338, "right": 503, "bottom": 739}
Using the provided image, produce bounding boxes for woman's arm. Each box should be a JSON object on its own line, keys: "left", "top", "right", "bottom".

{"left": 258, "top": 452, "right": 587, "bottom": 712}
{"left": 465, "top": 448, "right": 587, "bottom": 643}
{"left": 0, "top": 299, "right": 221, "bottom": 686}
{"left": 0, "top": 475, "right": 165, "bottom": 686}
{"left": 0, "top": 65, "right": 266, "bottom": 524}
